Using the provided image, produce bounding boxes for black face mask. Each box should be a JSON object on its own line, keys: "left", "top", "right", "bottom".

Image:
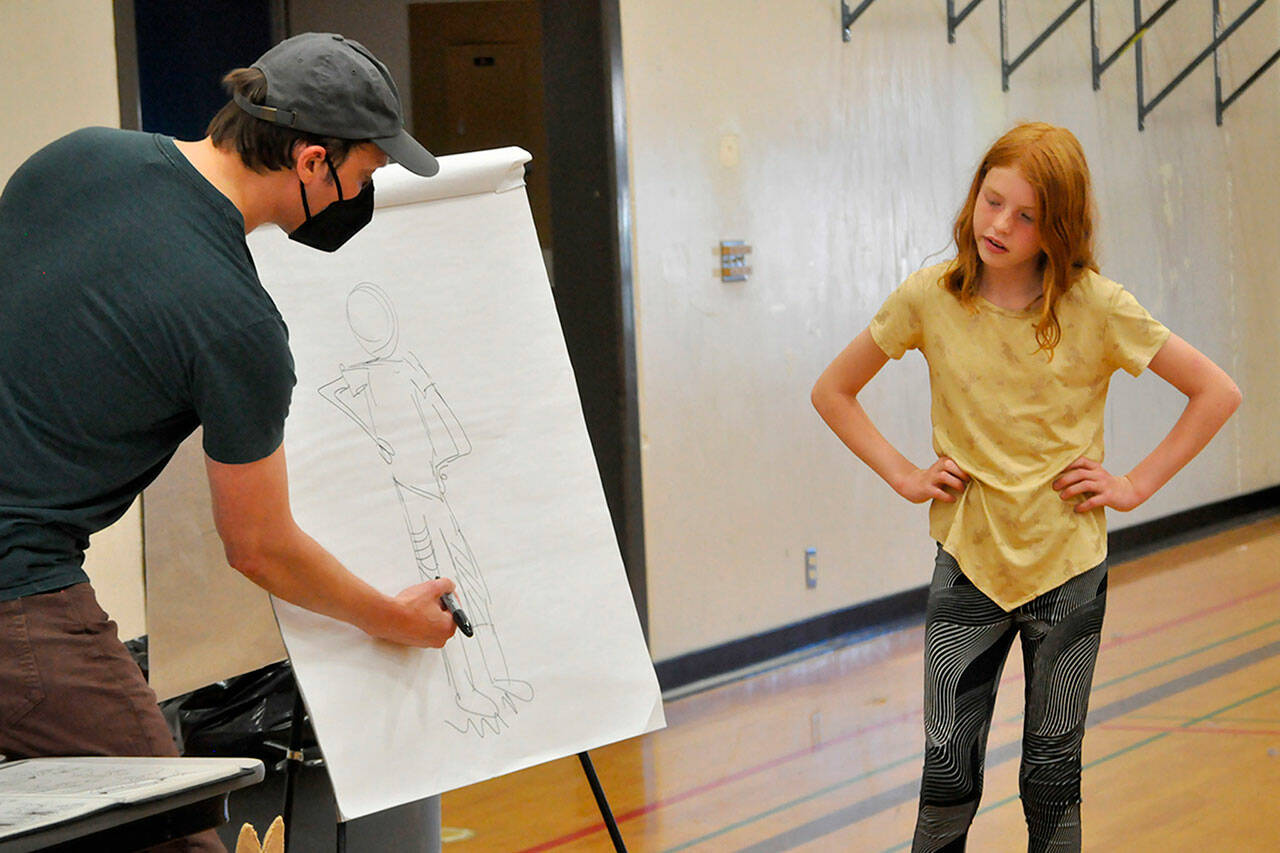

{"left": 290, "top": 157, "right": 374, "bottom": 252}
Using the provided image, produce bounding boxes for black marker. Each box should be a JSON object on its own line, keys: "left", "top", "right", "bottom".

{"left": 441, "top": 592, "right": 473, "bottom": 637}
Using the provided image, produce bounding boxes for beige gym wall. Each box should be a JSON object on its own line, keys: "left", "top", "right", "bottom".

{"left": 5, "top": 1, "right": 1276, "bottom": 665}
{"left": 618, "top": 0, "right": 1279, "bottom": 661}
{"left": 278, "top": 0, "right": 1277, "bottom": 665}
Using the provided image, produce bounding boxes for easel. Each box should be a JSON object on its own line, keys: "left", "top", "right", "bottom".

{"left": 575, "top": 751, "right": 628, "bottom": 852}
{"left": 277, "top": 684, "right": 629, "bottom": 852}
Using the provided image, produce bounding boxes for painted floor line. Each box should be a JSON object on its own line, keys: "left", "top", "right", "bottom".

{"left": 517, "top": 607, "right": 1280, "bottom": 852}
{"left": 513, "top": 708, "right": 921, "bottom": 853}
{"left": 713, "top": 631, "right": 1280, "bottom": 852}
{"left": 1096, "top": 580, "right": 1280, "bottom": 653}
{"left": 1095, "top": 723, "right": 1280, "bottom": 736}
{"left": 1094, "top": 617, "right": 1280, "bottom": 691}
{"left": 719, "top": 641, "right": 1280, "bottom": 853}
{"left": 877, "top": 682, "right": 1280, "bottom": 853}
{"left": 1001, "top": 617, "right": 1280, "bottom": 725}
{"left": 661, "top": 756, "right": 922, "bottom": 853}
{"left": 996, "top": 581, "right": 1280, "bottom": 692}
{"left": 1119, "top": 714, "right": 1280, "bottom": 724}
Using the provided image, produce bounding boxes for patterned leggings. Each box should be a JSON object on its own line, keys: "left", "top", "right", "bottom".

{"left": 912, "top": 546, "right": 1108, "bottom": 853}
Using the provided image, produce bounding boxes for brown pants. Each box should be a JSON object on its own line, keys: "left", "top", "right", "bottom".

{"left": 0, "top": 583, "right": 226, "bottom": 853}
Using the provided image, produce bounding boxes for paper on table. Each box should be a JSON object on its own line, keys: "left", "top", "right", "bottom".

{"left": 0, "top": 757, "right": 259, "bottom": 837}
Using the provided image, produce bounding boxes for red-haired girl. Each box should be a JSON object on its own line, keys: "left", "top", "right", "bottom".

{"left": 812, "top": 122, "right": 1240, "bottom": 851}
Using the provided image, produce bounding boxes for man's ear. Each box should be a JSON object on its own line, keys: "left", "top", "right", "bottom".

{"left": 293, "top": 143, "right": 329, "bottom": 184}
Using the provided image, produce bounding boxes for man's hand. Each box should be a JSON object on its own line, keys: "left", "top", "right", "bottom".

{"left": 895, "top": 456, "right": 970, "bottom": 503}
{"left": 382, "top": 577, "right": 459, "bottom": 648}
{"left": 1053, "top": 457, "right": 1144, "bottom": 513}
{"left": 206, "top": 446, "right": 460, "bottom": 649}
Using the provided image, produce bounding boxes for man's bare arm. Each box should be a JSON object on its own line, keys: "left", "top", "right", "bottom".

{"left": 205, "top": 444, "right": 455, "bottom": 647}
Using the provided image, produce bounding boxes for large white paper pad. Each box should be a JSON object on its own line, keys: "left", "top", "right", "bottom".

{"left": 248, "top": 148, "right": 664, "bottom": 819}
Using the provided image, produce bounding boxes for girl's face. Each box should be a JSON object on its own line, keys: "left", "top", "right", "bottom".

{"left": 972, "top": 166, "right": 1044, "bottom": 280}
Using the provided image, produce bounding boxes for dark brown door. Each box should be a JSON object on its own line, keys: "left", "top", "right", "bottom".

{"left": 410, "top": 2, "right": 551, "bottom": 247}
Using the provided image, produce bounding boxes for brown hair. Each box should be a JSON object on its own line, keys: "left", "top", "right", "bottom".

{"left": 207, "top": 68, "right": 359, "bottom": 173}
{"left": 942, "top": 122, "right": 1098, "bottom": 357}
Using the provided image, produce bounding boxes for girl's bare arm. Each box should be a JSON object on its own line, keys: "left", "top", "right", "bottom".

{"left": 812, "top": 328, "right": 968, "bottom": 503}
{"left": 1055, "top": 333, "right": 1242, "bottom": 512}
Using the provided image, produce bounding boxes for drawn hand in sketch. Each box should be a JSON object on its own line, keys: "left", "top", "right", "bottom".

{"left": 318, "top": 282, "right": 533, "bottom": 737}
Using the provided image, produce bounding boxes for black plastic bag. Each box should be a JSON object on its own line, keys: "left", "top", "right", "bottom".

{"left": 162, "top": 660, "right": 317, "bottom": 764}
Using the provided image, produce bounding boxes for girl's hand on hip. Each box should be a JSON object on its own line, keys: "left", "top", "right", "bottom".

{"left": 1053, "top": 457, "right": 1143, "bottom": 512}
{"left": 896, "top": 456, "right": 970, "bottom": 503}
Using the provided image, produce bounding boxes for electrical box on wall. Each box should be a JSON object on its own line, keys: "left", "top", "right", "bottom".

{"left": 719, "top": 241, "right": 752, "bottom": 282}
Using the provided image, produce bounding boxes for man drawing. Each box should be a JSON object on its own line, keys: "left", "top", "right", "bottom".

{"left": 0, "top": 34, "right": 458, "bottom": 852}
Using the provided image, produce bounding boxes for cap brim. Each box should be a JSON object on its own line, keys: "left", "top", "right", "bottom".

{"left": 376, "top": 130, "right": 439, "bottom": 177}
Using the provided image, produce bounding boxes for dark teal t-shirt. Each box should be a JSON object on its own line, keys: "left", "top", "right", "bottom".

{"left": 0, "top": 128, "right": 296, "bottom": 600}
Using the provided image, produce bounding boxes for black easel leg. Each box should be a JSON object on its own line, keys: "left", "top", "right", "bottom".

{"left": 577, "top": 751, "right": 627, "bottom": 852}
{"left": 336, "top": 820, "right": 347, "bottom": 853}
{"left": 282, "top": 687, "right": 306, "bottom": 853}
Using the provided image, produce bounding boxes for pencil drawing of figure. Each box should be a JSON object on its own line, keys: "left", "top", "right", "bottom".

{"left": 318, "top": 282, "right": 533, "bottom": 736}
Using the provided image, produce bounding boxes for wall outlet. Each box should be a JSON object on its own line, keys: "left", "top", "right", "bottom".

{"left": 805, "top": 548, "right": 817, "bottom": 589}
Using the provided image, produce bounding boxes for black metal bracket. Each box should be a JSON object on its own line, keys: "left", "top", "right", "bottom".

{"left": 841, "top": 0, "right": 879, "bottom": 41}
{"left": 948, "top": 0, "right": 988, "bottom": 43}
{"left": 838, "top": 0, "right": 1279, "bottom": 130}
{"left": 999, "top": 0, "right": 1088, "bottom": 91}
{"left": 1090, "top": 0, "right": 1182, "bottom": 90}
{"left": 1135, "top": 0, "right": 1272, "bottom": 129}
{"left": 1213, "top": 0, "right": 1280, "bottom": 124}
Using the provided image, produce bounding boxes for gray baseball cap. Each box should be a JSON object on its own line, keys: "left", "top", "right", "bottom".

{"left": 233, "top": 32, "right": 438, "bottom": 177}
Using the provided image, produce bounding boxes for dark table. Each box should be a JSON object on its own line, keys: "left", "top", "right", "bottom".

{"left": 0, "top": 756, "right": 265, "bottom": 853}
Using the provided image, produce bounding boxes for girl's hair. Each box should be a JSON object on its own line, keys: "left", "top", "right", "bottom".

{"left": 942, "top": 122, "right": 1097, "bottom": 356}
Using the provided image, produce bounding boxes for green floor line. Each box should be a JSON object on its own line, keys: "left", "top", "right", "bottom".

{"left": 1120, "top": 714, "right": 1280, "bottom": 724}
{"left": 1093, "top": 619, "right": 1280, "bottom": 691}
{"left": 659, "top": 627, "right": 1279, "bottom": 853}
{"left": 660, "top": 753, "right": 922, "bottom": 853}
{"left": 878, "top": 683, "right": 1280, "bottom": 853}
{"left": 999, "top": 617, "right": 1280, "bottom": 725}
{"left": 1082, "top": 676, "right": 1280, "bottom": 770}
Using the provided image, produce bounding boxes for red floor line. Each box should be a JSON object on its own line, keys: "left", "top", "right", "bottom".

{"left": 518, "top": 579, "right": 1280, "bottom": 852}
{"left": 1123, "top": 714, "right": 1280, "bottom": 724}
{"left": 514, "top": 708, "right": 920, "bottom": 853}
{"left": 1096, "top": 723, "right": 1280, "bottom": 736}
{"left": 516, "top": 823, "right": 613, "bottom": 852}
{"left": 616, "top": 707, "right": 920, "bottom": 820}
{"left": 1097, "top": 580, "right": 1280, "bottom": 651}
{"left": 997, "top": 579, "right": 1280, "bottom": 689}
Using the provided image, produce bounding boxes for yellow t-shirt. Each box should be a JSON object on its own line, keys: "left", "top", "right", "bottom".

{"left": 870, "top": 263, "right": 1171, "bottom": 609}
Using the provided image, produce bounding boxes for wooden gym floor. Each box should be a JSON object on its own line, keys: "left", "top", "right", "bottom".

{"left": 440, "top": 513, "right": 1280, "bottom": 851}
